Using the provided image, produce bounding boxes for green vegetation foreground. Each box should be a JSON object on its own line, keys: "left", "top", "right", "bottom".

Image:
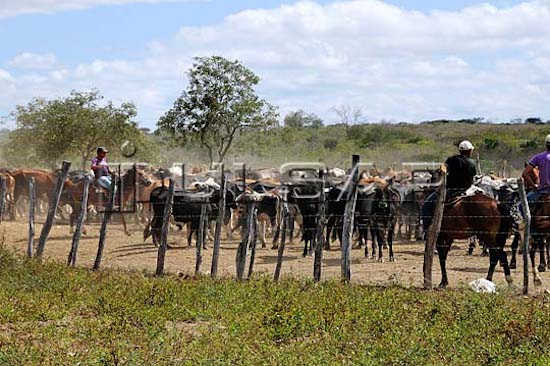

{"left": 1, "top": 248, "right": 550, "bottom": 365}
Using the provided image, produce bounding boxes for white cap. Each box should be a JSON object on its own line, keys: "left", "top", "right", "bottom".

{"left": 545, "top": 134, "right": 550, "bottom": 144}
{"left": 458, "top": 140, "right": 474, "bottom": 151}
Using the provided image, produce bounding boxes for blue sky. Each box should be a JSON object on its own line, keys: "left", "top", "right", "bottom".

{"left": 0, "top": 0, "right": 547, "bottom": 128}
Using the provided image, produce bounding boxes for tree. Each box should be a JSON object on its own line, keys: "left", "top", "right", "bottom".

{"left": 525, "top": 117, "right": 543, "bottom": 125}
{"left": 158, "top": 56, "right": 279, "bottom": 166}
{"left": 284, "top": 110, "right": 324, "bottom": 129}
{"left": 332, "top": 105, "right": 364, "bottom": 139}
{"left": 7, "top": 90, "right": 145, "bottom": 169}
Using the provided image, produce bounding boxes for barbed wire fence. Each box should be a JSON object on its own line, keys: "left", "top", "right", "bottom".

{"left": 0, "top": 159, "right": 546, "bottom": 294}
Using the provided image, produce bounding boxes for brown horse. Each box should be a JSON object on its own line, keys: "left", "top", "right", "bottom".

{"left": 436, "top": 193, "right": 512, "bottom": 288}
{"left": 11, "top": 169, "right": 57, "bottom": 216}
{"left": 63, "top": 167, "right": 152, "bottom": 235}
{"left": 527, "top": 196, "right": 550, "bottom": 286}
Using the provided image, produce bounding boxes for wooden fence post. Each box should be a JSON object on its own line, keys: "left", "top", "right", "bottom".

{"left": 274, "top": 188, "right": 288, "bottom": 282}
{"left": 314, "top": 170, "right": 326, "bottom": 282}
{"left": 341, "top": 165, "right": 359, "bottom": 282}
{"left": 68, "top": 178, "right": 91, "bottom": 267}
{"left": 36, "top": 160, "right": 71, "bottom": 259}
{"left": 247, "top": 210, "right": 259, "bottom": 278}
{"left": 423, "top": 172, "right": 447, "bottom": 289}
{"left": 518, "top": 178, "right": 530, "bottom": 295}
{"left": 155, "top": 179, "right": 175, "bottom": 276}
{"left": 0, "top": 176, "right": 5, "bottom": 224}
{"left": 27, "top": 177, "right": 36, "bottom": 258}
{"left": 236, "top": 200, "right": 255, "bottom": 281}
{"left": 93, "top": 173, "right": 117, "bottom": 270}
{"left": 195, "top": 201, "right": 207, "bottom": 276}
{"left": 211, "top": 170, "right": 226, "bottom": 278}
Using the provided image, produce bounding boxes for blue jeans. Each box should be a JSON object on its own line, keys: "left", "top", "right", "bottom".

{"left": 522, "top": 189, "right": 550, "bottom": 216}
{"left": 97, "top": 176, "right": 112, "bottom": 190}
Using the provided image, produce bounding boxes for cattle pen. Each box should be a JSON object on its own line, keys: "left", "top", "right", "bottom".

{"left": 0, "top": 158, "right": 545, "bottom": 295}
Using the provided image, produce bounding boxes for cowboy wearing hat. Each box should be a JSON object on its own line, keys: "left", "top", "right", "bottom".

{"left": 91, "top": 147, "right": 112, "bottom": 190}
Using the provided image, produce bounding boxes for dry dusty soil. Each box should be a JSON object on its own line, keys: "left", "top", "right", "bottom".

{"left": 2, "top": 215, "right": 549, "bottom": 292}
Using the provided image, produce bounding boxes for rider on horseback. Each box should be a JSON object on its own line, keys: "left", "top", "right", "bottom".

{"left": 522, "top": 134, "right": 550, "bottom": 211}
{"left": 91, "top": 147, "right": 112, "bottom": 190}
{"left": 422, "top": 140, "right": 477, "bottom": 233}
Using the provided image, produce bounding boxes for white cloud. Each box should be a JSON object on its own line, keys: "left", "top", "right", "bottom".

{"left": 7, "top": 52, "right": 57, "bottom": 70}
{"left": 4, "top": 0, "right": 550, "bottom": 127}
{"left": 0, "top": 0, "right": 199, "bottom": 19}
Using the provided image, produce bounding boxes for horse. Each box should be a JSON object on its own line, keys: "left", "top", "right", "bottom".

{"left": 62, "top": 166, "right": 152, "bottom": 236}
{"left": 435, "top": 192, "right": 513, "bottom": 288}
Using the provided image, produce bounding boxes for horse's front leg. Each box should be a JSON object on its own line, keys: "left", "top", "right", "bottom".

{"left": 437, "top": 238, "right": 451, "bottom": 288}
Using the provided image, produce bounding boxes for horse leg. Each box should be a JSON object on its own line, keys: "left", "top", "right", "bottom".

{"left": 530, "top": 239, "right": 543, "bottom": 287}
{"left": 121, "top": 213, "right": 131, "bottom": 236}
{"left": 437, "top": 239, "right": 450, "bottom": 288}
{"left": 499, "top": 249, "right": 514, "bottom": 287}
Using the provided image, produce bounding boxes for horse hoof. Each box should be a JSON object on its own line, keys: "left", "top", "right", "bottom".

{"left": 438, "top": 282, "right": 448, "bottom": 289}
{"left": 539, "top": 265, "right": 547, "bottom": 273}
{"left": 383, "top": 245, "right": 388, "bottom": 250}
{"left": 378, "top": 258, "right": 384, "bottom": 263}
{"left": 467, "top": 249, "right": 474, "bottom": 256}
{"left": 271, "top": 245, "right": 278, "bottom": 250}
{"left": 510, "top": 262, "right": 517, "bottom": 270}
{"left": 389, "top": 257, "right": 395, "bottom": 262}
{"left": 262, "top": 244, "right": 267, "bottom": 249}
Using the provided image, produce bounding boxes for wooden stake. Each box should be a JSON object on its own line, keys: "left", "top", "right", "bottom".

{"left": 518, "top": 178, "right": 530, "bottom": 295}
{"left": 211, "top": 169, "right": 226, "bottom": 278}
{"left": 236, "top": 200, "right": 254, "bottom": 281}
{"left": 36, "top": 160, "right": 71, "bottom": 259}
{"left": 27, "top": 177, "right": 36, "bottom": 258}
{"left": 314, "top": 170, "right": 326, "bottom": 282}
{"left": 341, "top": 165, "right": 359, "bottom": 282}
{"left": 155, "top": 179, "right": 175, "bottom": 276}
{"left": 93, "top": 173, "right": 117, "bottom": 270}
{"left": 247, "top": 209, "right": 259, "bottom": 278}
{"left": 68, "top": 178, "right": 91, "bottom": 266}
{"left": 274, "top": 189, "right": 288, "bottom": 282}
{"left": 423, "top": 173, "right": 447, "bottom": 289}
{"left": 195, "top": 201, "right": 207, "bottom": 276}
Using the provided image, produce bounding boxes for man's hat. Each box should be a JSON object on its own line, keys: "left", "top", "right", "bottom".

{"left": 97, "top": 147, "right": 108, "bottom": 154}
{"left": 545, "top": 134, "right": 550, "bottom": 144}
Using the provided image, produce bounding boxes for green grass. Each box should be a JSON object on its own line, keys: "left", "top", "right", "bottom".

{"left": 1, "top": 247, "right": 550, "bottom": 365}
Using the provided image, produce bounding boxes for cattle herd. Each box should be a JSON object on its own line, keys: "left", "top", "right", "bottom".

{"left": 0, "top": 163, "right": 548, "bottom": 288}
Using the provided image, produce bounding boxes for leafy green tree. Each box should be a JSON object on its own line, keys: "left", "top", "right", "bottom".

{"left": 7, "top": 90, "right": 146, "bottom": 169}
{"left": 284, "top": 110, "right": 324, "bottom": 129}
{"left": 157, "top": 56, "right": 279, "bottom": 166}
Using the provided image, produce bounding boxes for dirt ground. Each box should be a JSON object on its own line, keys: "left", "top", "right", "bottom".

{"left": 1, "top": 216, "right": 548, "bottom": 292}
